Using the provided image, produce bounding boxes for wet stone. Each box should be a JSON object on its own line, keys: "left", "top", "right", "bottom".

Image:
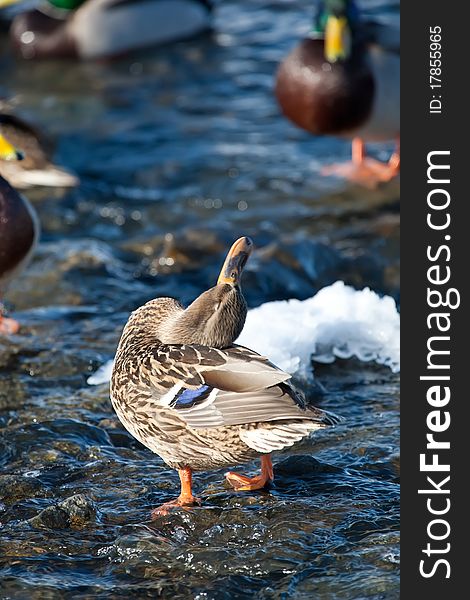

{"left": 28, "top": 494, "right": 97, "bottom": 530}
{"left": 0, "top": 475, "right": 47, "bottom": 503}
{"left": 275, "top": 454, "right": 341, "bottom": 478}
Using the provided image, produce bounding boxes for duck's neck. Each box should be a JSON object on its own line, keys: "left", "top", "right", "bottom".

{"left": 160, "top": 295, "right": 247, "bottom": 349}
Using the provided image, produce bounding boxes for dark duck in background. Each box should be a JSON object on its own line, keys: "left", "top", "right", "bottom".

{"left": 111, "top": 237, "right": 340, "bottom": 517}
{"left": 0, "top": 133, "right": 39, "bottom": 334}
{"left": 0, "top": 108, "right": 79, "bottom": 188}
{"left": 275, "top": 0, "right": 400, "bottom": 187}
{"left": 9, "top": 0, "right": 213, "bottom": 60}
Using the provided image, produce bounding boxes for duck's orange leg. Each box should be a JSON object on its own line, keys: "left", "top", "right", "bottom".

{"left": 0, "top": 313, "right": 20, "bottom": 335}
{"left": 225, "top": 455, "right": 274, "bottom": 491}
{"left": 388, "top": 138, "right": 400, "bottom": 173}
{"left": 151, "top": 467, "right": 201, "bottom": 518}
{"left": 323, "top": 137, "right": 400, "bottom": 188}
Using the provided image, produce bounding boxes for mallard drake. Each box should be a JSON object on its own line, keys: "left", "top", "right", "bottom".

{"left": 111, "top": 237, "right": 340, "bottom": 517}
{"left": 0, "top": 133, "right": 39, "bottom": 334}
{"left": 275, "top": 0, "right": 399, "bottom": 187}
{"left": 0, "top": 111, "right": 79, "bottom": 188}
{"left": 9, "top": 0, "right": 213, "bottom": 60}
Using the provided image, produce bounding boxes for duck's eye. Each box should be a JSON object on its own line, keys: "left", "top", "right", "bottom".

{"left": 230, "top": 271, "right": 237, "bottom": 279}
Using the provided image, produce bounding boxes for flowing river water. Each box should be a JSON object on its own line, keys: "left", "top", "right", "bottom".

{"left": 1, "top": 1, "right": 399, "bottom": 597}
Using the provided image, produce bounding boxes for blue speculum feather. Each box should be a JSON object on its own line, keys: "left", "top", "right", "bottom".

{"left": 171, "top": 384, "right": 213, "bottom": 408}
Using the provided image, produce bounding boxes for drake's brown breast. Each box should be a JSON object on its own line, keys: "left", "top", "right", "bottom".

{"left": 0, "top": 177, "right": 36, "bottom": 286}
{"left": 275, "top": 38, "right": 375, "bottom": 136}
{"left": 10, "top": 10, "right": 78, "bottom": 60}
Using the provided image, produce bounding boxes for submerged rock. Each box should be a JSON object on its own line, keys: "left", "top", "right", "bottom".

{"left": 0, "top": 475, "right": 46, "bottom": 503}
{"left": 275, "top": 455, "right": 340, "bottom": 478}
{"left": 28, "top": 494, "right": 96, "bottom": 530}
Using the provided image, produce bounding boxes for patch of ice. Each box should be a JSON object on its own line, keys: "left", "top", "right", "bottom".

{"left": 87, "top": 281, "right": 400, "bottom": 385}
{"left": 238, "top": 281, "right": 400, "bottom": 377}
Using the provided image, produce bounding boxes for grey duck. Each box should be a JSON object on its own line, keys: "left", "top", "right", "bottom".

{"left": 110, "top": 236, "right": 340, "bottom": 517}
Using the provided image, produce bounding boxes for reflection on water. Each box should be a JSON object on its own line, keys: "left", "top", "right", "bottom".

{"left": 1, "top": 1, "right": 399, "bottom": 597}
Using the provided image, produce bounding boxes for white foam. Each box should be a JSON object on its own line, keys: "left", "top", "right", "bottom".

{"left": 87, "top": 281, "right": 400, "bottom": 385}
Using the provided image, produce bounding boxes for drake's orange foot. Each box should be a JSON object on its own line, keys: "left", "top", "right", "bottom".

{"left": 322, "top": 157, "right": 399, "bottom": 188}
{"left": 225, "top": 455, "right": 274, "bottom": 491}
{"left": 322, "top": 137, "right": 400, "bottom": 188}
{"left": 151, "top": 494, "right": 201, "bottom": 518}
{"left": 0, "top": 316, "right": 20, "bottom": 335}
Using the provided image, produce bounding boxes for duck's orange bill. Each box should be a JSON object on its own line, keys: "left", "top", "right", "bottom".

{"left": 217, "top": 236, "right": 253, "bottom": 286}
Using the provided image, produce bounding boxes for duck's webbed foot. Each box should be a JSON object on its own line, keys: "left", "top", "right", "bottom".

{"left": 151, "top": 494, "right": 201, "bottom": 518}
{"left": 151, "top": 467, "right": 201, "bottom": 518}
{"left": 322, "top": 137, "right": 400, "bottom": 188}
{"left": 0, "top": 315, "right": 20, "bottom": 335}
{"left": 225, "top": 455, "right": 274, "bottom": 491}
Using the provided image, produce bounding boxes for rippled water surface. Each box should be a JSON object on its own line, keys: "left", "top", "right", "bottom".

{"left": 1, "top": 1, "right": 399, "bottom": 598}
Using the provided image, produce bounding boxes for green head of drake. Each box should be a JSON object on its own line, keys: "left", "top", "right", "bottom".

{"left": 46, "top": 0, "right": 86, "bottom": 9}
{"left": 310, "top": 0, "right": 360, "bottom": 62}
{"left": 0, "top": 0, "right": 82, "bottom": 8}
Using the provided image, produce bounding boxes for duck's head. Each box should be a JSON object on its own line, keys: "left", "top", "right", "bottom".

{"left": 47, "top": 0, "right": 85, "bottom": 8}
{"left": 311, "top": 0, "right": 360, "bottom": 62}
{"left": 0, "top": 132, "right": 24, "bottom": 162}
{"left": 160, "top": 237, "right": 253, "bottom": 348}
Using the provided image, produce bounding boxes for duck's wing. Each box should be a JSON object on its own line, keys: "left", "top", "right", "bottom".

{"left": 146, "top": 343, "right": 339, "bottom": 430}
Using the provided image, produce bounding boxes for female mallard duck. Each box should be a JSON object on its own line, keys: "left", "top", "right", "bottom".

{"left": 111, "top": 237, "right": 340, "bottom": 517}
{"left": 10, "top": 0, "right": 213, "bottom": 60}
{"left": 0, "top": 133, "right": 39, "bottom": 334}
{"left": 0, "top": 110, "right": 79, "bottom": 188}
{"left": 275, "top": 0, "right": 399, "bottom": 187}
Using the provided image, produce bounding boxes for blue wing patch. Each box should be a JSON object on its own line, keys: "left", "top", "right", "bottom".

{"left": 170, "top": 384, "right": 213, "bottom": 409}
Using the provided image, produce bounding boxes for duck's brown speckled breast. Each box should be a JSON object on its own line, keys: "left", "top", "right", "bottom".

{"left": 275, "top": 38, "right": 375, "bottom": 136}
